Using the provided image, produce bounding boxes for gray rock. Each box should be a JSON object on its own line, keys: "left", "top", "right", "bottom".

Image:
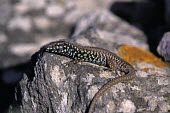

{"left": 33, "top": 16, "right": 52, "bottom": 30}
{"left": 72, "top": 10, "right": 148, "bottom": 50}
{"left": 0, "top": 32, "right": 8, "bottom": 43}
{"left": 45, "top": 4, "right": 65, "bottom": 18}
{"left": 9, "top": 43, "right": 38, "bottom": 56}
{"left": 63, "top": 0, "right": 115, "bottom": 25}
{"left": 0, "top": 2, "right": 12, "bottom": 25}
{"left": 64, "top": 9, "right": 85, "bottom": 24}
{"left": 20, "top": 0, "right": 46, "bottom": 10}
{"left": 7, "top": 16, "right": 32, "bottom": 32}
{"left": 10, "top": 27, "right": 170, "bottom": 113}
{"left": 157, "top": 32, "right": 170, "bottom": 61}
{"left": 11, "top": 46, "right": 170, "bottom": 113}
{"left": 14, "top": 3, "right": 31, "bottom": 14}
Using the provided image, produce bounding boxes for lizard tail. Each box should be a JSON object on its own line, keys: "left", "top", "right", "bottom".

{"left": 87, "top": 70, "right": 136, "bottom": 113}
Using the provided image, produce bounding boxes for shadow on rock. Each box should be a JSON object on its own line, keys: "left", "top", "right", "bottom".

{"left": 0, "top": 51, "right": 40, "bottom": 113}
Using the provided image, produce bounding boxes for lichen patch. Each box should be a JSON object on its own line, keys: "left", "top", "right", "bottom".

{"left": 118, "top": 45, "right": 168, "bottom": 68}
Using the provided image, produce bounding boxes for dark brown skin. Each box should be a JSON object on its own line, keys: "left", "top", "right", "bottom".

{"left": 40, "top": 40, "right": 136, "bottom": 113}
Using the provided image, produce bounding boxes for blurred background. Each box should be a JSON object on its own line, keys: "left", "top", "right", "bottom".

{"left": 0, "top": 0, "right": 169, "bottom": 112}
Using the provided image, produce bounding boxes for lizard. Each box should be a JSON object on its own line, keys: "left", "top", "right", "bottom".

{"left": 39, "top": 40, "right": 136, "bottom": 113}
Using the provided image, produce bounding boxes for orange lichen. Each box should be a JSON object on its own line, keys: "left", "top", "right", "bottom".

{"left": 118, "top": 45, "right": 168, "bottom": 68}
{"left": 141, "top": 68, "right": 167, "bottom": 76}
{"left": 141, "top": 67, "right": 154, "bottom": 72}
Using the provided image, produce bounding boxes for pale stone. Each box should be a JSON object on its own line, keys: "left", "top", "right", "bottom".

{"left": 14, "top": 3, "right": 30, "bottom": 14}
{"left": 9, "top": 43, "right": 37, "bottom": 56}
{"left": 7, "top": 16, "right": 32, "bottom": 32}
{"left": 0, "top": 3, "right": 12, "bottom": 25}
{"left": 118, "top": 99, "right": 136, "bottom": 113}
{"left": 33, "top": 16, "right": 51, "bottom": 30}
{"left": 20, "top": 0, "right": 46, "bottom": 10}
{"left": 45, "top": 4, "right": 64, "bottom": 18}
{"left": 0, "top": 32, "right": 7, "bottom": 43}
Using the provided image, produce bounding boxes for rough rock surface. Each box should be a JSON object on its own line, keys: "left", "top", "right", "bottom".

{"left": 12, "top": 43, "right": 170, "bottom": 113}
{"left": 10, "top": 28, "right": 170, "bottom": 113}
{"left": 157, "top": 32, "right": 170, "bottom": 61}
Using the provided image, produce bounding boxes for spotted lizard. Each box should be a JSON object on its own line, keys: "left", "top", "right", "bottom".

{"left": 39, "top": 40, "right": 136, "bottom": 113}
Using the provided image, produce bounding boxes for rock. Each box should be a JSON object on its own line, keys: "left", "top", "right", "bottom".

{"left": 157, "top": 32, "right": 170, "bottom": 61}
{"left": 64, "top": 0, "right": 113, "bottom": 25}
{"left": 64, "top": 9, "right": 85, "bottom": 24}
{"left": 34, "top": 35, "right": 67, "bottom": 46}
{"left": 14, "top": 3, "right": 31, "bottom": 14}
{"left": 118, "top": 99, "right": 136, "bottom": 113}
{"left": 7, "top": 16, "right": 32, "bottom": 32}
{"left": 72, "top": 10, "right": 148, "bottom": 50}
{"left": 10, "top": 41, "right": 170, "bottom": 113}
{"left": 9, "top": 43, "right": 38, "bottom": 56}
{"left": 10, "top": 25, "right": 170, "bottom": 113}
{"left": 20, "top": 0, "right": 46, "bottom": 10}
{"left": 33, "top": 16, "right": 52, "bottom": 30}
{"left": 0, "top": 32, "right": 8, "bottom": 43}
{"left": 45, "top": 4, "right": 65, "bottom": 18}
{"left": 64, "top": 0, "right": 114, "bottom": 24}
{"left": 0, "top": 2, "right": 12, "bottom": 25}
{"left": 13, "top": 0, "right": 46, "bottom": 14}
